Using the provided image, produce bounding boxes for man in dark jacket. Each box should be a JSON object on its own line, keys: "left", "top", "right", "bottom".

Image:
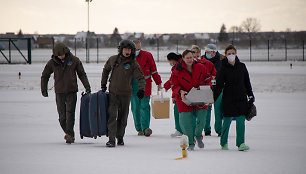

{"left": 202, "top": 44, "right": 225, "bottom": 136}
{"left": 101, "top": 40, "right": 146, "bottom": 147}
{"left": 41, "top": 43, "right": 91, "bottom": 144}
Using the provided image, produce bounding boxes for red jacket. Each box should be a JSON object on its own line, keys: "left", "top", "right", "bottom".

{"left": 198, "top": 58, "right": 216, "bottom": 86}
{"left": 163, "top": 65, "right": 175, "bottom": 91}
{"left": 136, "top": 50, "right": 162, "bottom": 97}
{"left": 164, "top": 58, "right": 182, "bottom": 92}
{"left": 172, "top": 61, "right": 211, "bottom": 112}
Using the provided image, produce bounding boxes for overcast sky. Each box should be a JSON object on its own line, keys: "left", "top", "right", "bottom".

{"left": 1, "top": 0, "right": 306, "bottom": 34}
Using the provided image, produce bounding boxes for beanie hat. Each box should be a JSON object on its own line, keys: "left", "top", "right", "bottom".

{"left": 205, "top": 44, "right": 218, "bottom": 52}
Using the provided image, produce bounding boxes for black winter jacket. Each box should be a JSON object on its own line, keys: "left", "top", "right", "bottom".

{"left": 214, "top": 57, "right": 254, "bottom": 117}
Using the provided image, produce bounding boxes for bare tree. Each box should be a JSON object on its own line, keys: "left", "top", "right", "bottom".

{"left": 241, "top": 17, "right": 261, "bottom": 40}
{"left": 229, "top": 26, "right": 243, "bottom": 41}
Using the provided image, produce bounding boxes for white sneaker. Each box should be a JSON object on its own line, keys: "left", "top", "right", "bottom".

{"left": 170, "top": 130, "right": 183, "bottom": 137}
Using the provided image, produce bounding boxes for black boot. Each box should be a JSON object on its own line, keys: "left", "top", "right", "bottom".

{"left": 64, "top": 134, "right": 75, "bottom": 144}
{"left": 117, "top": 138, "right": 124, "bottom": 146}
{"left": 106, "top": 140, "right": 115, "bottom": 147}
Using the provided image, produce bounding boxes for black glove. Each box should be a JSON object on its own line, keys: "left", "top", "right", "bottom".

{"left": 137, "top": 90, "right": 145, "bottom": 99}
{"left": 86, "top": 88, "right": 91, "bottom": 94}
{"left": 248, "top": 95, "right": 255, "bottom": 105}
{"left": 42, "top": 90, "right": 48, "bottom": 97}
{"left": 101, "top": 84, "right": 107, "bottom": 92}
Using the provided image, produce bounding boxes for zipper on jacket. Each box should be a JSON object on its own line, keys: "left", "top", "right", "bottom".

{"left": 198, "top": 72, "right": 202, "bottom": 80}
{"left": 182, "top": 77, "right": 191, "bottom": 83}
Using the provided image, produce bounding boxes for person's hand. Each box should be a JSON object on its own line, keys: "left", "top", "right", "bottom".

{"left": 86, "top": 88, "right": 91, "bottom": 94}
{"left": 157, "top": 84, "right": 162, "bottom": 91}
{"left": 248, "top": 95, "right": 255, "bottom": 106}
{"left": 137, "top": 90, "right": 145, "bottom": 99}
{"left": 172, "top": 97, "right": 176, "bottom": 104}
{"left": 101, "top": 84, "right": 107, "bottom": 92}
{"left": 180, "top": 90, "right": 187, "bottom": 101}
{"left": 42, "top": 90, "right": 48, "bottom": 97}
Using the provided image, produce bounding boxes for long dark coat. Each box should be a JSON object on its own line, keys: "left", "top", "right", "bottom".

{"left": 214, "top": 57, "right": 254, "bottom": 117}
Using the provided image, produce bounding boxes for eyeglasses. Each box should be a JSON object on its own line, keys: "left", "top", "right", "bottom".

{"left": 184, "top": 56, "right": 194, "bottom": 60}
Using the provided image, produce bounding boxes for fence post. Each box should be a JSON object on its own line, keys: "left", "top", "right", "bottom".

{"left": 52, "top": 37, "right": 55, "bottom": 49}
{"left": 86, "top": 37, "right": 90, "bottom": 63}
{"left": 97, "top": 38, "right": 99, "bottom": 64}
{"left": 176, "top": 40, "right": 179, "bottom": 54}
{"left": 285, "top": 39, "right": 287, "bottom": 61}
{"left": 249, "top": 40, "right": 252, "bottom": 62}
{"left": 85, "top": 38, "right": 88, "bottom": 63}
{"left": 267, "top": 40, "right": 270, "bottom": 61}
{"left": 231, "top": 40, "right": 234, "bottom": 45}
{"left": 194, "top": 39, "right": 197, "bottom": 45}
{"left": 303, "top": 40, "right": 304, "bottom": 61}
{"left": 74, "top": 38, "right": 77, "bottom": 56}
{"left": 8, "top": 38, "right": 11, "bottom": 63}
{"left": 27, "top": 38, "right": 32, "bottom": 64}
{"left": 157, "top": 38, "right": 159, "bottom": 62}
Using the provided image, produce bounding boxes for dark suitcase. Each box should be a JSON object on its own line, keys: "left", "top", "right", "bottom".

{"left": 80, "top": 92, "right": 93, "bottom": 139}
{"left": 89, "top": 90, "right": 108, "bottom": 138}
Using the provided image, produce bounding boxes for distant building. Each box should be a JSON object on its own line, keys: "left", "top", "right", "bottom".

{"left": 37, "top": 37, "right": 53, "bottom": 48}
{"left": 75, "top": 31, "right": 97, "bottom": 42}
{"left": 194, "top": 33, "right": 210, "bottom": 40}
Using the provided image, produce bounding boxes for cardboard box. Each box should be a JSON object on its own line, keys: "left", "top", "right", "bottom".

{"left": 151, "top": 91, "right": 170, "bottom": 119}
{"left": 183, "top": 85, "right": 214, "bottom": 106}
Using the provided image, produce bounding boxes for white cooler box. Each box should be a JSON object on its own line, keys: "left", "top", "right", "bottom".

{"left": 182, "top": 85, "right": 214, "bottom": 106}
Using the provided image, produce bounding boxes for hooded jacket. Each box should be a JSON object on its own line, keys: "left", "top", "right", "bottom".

{"left": 101, "top": 54, "right": 145, "bottom": 96}
{"left": 136, "top": 50, "right": 162, "bottom": 97}
{"left": 41, "top": 53, "right": 91, "bottom": 94}
{"left": 172, "top": 60, "right": 211, "bottom": 112}
{"left": 214, "top": 57, "right": 254, "bottom": 117}
{"left": 163, "top": 58, "right": 182, "bottom": 98}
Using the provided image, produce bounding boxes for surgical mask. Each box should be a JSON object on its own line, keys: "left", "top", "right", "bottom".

{"left": 135, "top": 50, "right": 140, "bottom": 57}
{"left": 170, "top": 63, "right": 174, "bottom": 67}
{"left": 227, "top": 54, "right": 236, "bottom": 62}
{"left": 206, "top": 53, "right": 212, "bottom": 59}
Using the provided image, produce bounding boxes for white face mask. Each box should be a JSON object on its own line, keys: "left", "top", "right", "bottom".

{"left": 227, "top": 54, "right": 236, "bottom": 62}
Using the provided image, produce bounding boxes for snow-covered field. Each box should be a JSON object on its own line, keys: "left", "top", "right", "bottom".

{"left": 0, "top": 61, "right": 306, "bottom": 174}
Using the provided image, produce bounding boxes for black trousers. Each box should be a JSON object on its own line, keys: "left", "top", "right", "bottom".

{"left": 107, "top": 93, "right": 131, "bottom": 142}
{"left": 55, "top": 93, "right": 77, "bottom": 137}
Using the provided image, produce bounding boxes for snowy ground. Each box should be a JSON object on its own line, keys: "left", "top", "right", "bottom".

{"left": 0, "top": 61, "right": 306, "bottom": 174}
